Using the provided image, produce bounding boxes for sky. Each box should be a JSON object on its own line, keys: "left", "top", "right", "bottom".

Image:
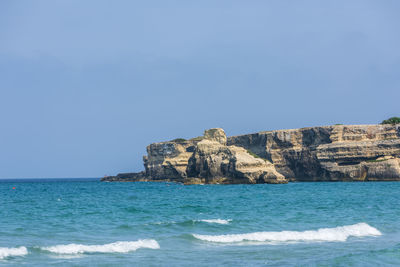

{"left": 0, "top": 0, "right": 399, "bottom": 178}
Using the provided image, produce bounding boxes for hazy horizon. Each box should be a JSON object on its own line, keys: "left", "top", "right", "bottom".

{"left": 1, "top": 0, "right": 399, "bottom": 178}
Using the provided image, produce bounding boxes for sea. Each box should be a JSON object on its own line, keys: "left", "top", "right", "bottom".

{"left": 1, "top": 179, "right": 400, "bottom": 266}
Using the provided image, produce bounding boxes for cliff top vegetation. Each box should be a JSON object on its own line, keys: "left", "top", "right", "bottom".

{"left": 382, "top": 117, "right": 400, "bottom": 125}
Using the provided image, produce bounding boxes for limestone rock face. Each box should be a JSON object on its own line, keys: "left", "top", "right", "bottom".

{"left": 186, "top": 140, "right": 286, "bottom": 184}
{"left": 143, "top": 140, "right": 199, "bottom": 182}
{"left": 228, "top": 124, "right": 400, "bottom": 181}
{"left": 102, "top": 124, "right": 400, "bottom": 183}
{"left": 203, "top": 128, "right": 227, "bottom": 145}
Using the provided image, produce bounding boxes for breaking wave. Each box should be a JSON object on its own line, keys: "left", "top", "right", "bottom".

{"left": 41, "top": 239, "right": 159, "bottom": 254}
{"left": 192, "top": 223, "right": 381, "bottom": 243}
{"left": 197, "top": 219, "right": 232, "bottom": 225}
{"left": 0, "top": 246, "right": 28, "bottom": 259}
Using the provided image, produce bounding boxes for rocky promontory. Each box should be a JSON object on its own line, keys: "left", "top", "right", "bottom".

{"left": 102, "top": 124, "right": 400, "bottom": 184}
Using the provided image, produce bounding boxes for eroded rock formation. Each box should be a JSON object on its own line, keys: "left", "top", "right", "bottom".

{"left": 102, "top": 124, "right": 400, "bottom": 184}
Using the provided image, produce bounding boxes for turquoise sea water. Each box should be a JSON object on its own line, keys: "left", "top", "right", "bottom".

{"left": 1, "top": 179, "right": 400, "bottom": 266}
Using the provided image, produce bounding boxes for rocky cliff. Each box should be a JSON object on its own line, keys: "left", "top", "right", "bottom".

{"left": 102, "top": 124, "right": 400, "bottom": 184}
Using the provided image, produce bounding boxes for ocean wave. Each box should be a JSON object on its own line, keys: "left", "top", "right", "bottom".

{"left": 0, "top": 246, "right": 28, "bottom": 259}
{"left": 197, "top": 219, "right": 232, "bottom": 225}
{"left": 192, "top": 223, "right": 381, "bottom": 243}
{"left": 41, "top": 239, "right": 159, "bottom": 254}
{"left": 149, "top": 219, "right": 231, "bottom": 226}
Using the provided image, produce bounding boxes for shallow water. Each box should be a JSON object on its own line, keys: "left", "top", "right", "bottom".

{"left": 1, "top": 180, "right": 400, "bottom": 266}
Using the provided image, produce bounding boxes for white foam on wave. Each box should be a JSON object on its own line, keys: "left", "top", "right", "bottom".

{"left": 198, "top": 219, "right": 232, "bottom": 225}
{"left": 0, "top": 247, "right": 28, "bottom": 259}
{"left": 41, "top": 239, "right": 159, "bottom": 254}
{"left": 193, "top": 223, "right": 381, "bottom": 243}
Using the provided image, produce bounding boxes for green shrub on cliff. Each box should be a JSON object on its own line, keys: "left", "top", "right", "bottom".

{"left": 190, "top": 136, "right": 205, "bottom": 141}
{"left": 170, "top": 138, "right": 186, "bottom": 143}
{"left": 247, "top": 150, "right": 260, "bottom": 158}
{"left": 367, "top": 158, "right": 389, "bottom": 163}
{"left": 381, "top": 117, "right": 400, "bottom": 125}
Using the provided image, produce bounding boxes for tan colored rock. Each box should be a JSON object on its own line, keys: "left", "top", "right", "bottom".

{"left": 144, "top": 140, "right": 197, "bottom": 182}
{"left": 103, "top": 124, "right": 400, "bottom": 183}
{"left": 228, "top": 124, "right": 400, "bottom": 181}
{"left": 186, "top": 140, "right": 287, "bottom": 184}
{"left": 204, "top": 128, "right": 227, "bottom": 145}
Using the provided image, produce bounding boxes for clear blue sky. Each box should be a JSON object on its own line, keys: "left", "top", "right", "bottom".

{"left": 0, "top": 0, "right": 399, "bottom": 178}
